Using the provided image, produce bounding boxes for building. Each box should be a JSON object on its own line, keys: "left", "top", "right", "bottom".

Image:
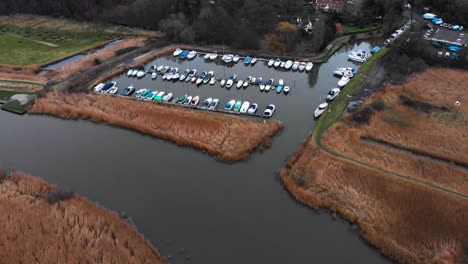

{"left": 315, "top": 0, "right": 345, "bottom": 13}
{"left": 430, "top": 28, "right": 468, "bottom": 47}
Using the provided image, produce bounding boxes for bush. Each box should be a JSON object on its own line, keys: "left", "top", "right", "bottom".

{"left": 114, "top": 46, "right": 138, "bottom": 56}
{"left": 369, "top": 100, "right": 385, "bottom": 111}
{"left": 94, "top": 58, "right": 102, "bottom": 65}
{"left": 47, "top": 189, "right": 74, "bottom": 204}
{"left": 352, "top": 107, "right": 374, "bottom": 124}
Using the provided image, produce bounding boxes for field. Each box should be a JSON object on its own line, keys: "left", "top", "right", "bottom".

{"left": 0, "top": 14, "right": 159, "bottom": 67}
{"left": 30, "top": 92, "right": 283, "bottom": 161}
{"left": 0, "top": 170, "right": 165, "bottom": 263}
{"left": 282, "top": 68, "right": 468, "bottom": 263}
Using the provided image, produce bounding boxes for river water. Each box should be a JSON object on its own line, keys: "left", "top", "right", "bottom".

{"left": 0, "top": 41, "right": 391, "bottom": 264}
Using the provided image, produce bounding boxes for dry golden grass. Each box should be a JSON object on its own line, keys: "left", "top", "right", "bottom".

{"left": 0, "top": 171, "right": 165, "bottom": 263}
{"left": 0, "top": 81, "right": 43, "bottom": 92}
{"left": 30, "top": 92, "right": 283, "bottom": 161}
{"left": 0, "top": 64, "right": 47, "bottom": 84}
{"left": 282, "top": 142, "right": 468, "bottom": 264}
{"left": 282, "top": 68, "right": 468, "bottom": 263}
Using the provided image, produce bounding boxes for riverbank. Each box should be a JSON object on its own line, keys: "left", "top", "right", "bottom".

{"left": 282, "top": 68, "right": 468, "bottom": 263}
{"left": 0, "top": 169, "right": 165, "bottom": 263}
{"left": 30, "top": 92, "right": 283, "bottom": 161}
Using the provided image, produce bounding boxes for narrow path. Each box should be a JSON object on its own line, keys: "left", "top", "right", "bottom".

{"left": 7, "top": 33, "right": 59, "bottom": 47}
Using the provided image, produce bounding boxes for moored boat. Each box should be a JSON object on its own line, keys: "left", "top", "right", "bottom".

{"left": 225, "top": 99, "right": 236, "bottom": 110}
{"left": 306, "top": 62, "right": 313, "bottom": 71}
{"left": 314, "top": 103, "right": 328, "bottom": 118}
{"left": 173, "top": 48, "right": 183, "bottom": 57}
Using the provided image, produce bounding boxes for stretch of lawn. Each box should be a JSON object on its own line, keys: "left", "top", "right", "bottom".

{"left": 342, "top": 24, "right": 382, "bottom": 34}
{"left": 0, "top": 32, "right": 107, "bottom": 66}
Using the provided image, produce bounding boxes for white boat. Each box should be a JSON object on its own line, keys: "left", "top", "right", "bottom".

{"left": 204, "top": 53, "right": 211, "bottom": 60}
{"left": 160, "top": 66, "right": 169, "bottom": 73}
{"left": 107, "top": 86, "right": 119, "bottom": 94}
{"left": 243, "top": 80, "right": 249, "bottom": 88}
{"left": 156, "top": 65, "right": 164, "bottom": 72}
{"left": 233, "top": 55, "right": 240, "bottom": 62}
{"left": 298, "top": 62, "right": 306, "bottom": 71}
{"left": 209, "top": 98, "right": 219, "bottom": 109}
{"left": 202, "top": 98, "right": 213, "bottom": 108}
{"left": 306, "top": 62, "right": 313, "bottom": 71}
{"left": 265, "top": 79, "right": 274, "bottom": 91}
{"left": 259, "top": 83, "right": 265, "bottom": 91}
{"left": 226, "top": 79, "right": 234, "bottom": 88}
{"left": 251, "top": 57, "right": 258, "bottom": 64}
{"left": 172, "top": 73, "right": 180, "bottom": 80}
{"left": 285, "top": 60, "right": 293, "bottom": 70}
{"left": 93, "top": 83, "right": 104, "bottom": 92}
{"left": 333, "top": 67, "right": 354, "bottom": 77}
{"left": 209, "top": 53, "right": 218, "bottom": 60}
{"left": 173, "top": 48, "right": 183, "bottom": 57}
{"left": 187, "top": 50, "right": 197, "bottom": 59}
{"left": 251, "top": 77, "right": 256, "bottom": 84}
{"left": 326, "top": 88, "right": 340, "bottom": 100}
{"left": 151, "top": 72, "right": 157, "bottom": 79}
{"left": 209, "top": 78, "right": 216, "bottom": 85}
{"left": 283, "top": 86, "right": 290, "bottom": 94}
{"left": 207, "top": 71, "right": 214, "bottom": 77}
{"left": 196, "top": 77, "right": 203, "bottom": 85}
{"left": 134, "top": 88, "right": 146, "bottom": 98}
{"left": 163, "top": 93, "right": 173, "bottom": 102}
{"left": 126, "top": 69, "right": 133, "bottom": 77}
{"left": 236, "top": 80, "right": 244, "bottom": 88}
{"left": 280, "top": 61, "right": 286, "bottom": 68}
{"left": 179, "top": 74, "right": 186, "bottom": 81}
{"left": 188, "top": 69, "right": 197, "bottom": 77}
{"left": 263, "top": 104, "right": 275, "bottom": 118}
{"left": 191, "top": 76, "right": 197, "bottom": 83}
{"left": 131, "top": 69, "right": 138, "bottom": 77}
{"left": 348, "top": 50, "right": 369, "bottom": 63}
{"left": 273, "top": 59, "right": 281, "bottom": 67}
{"left": 191, "top": 96, "right": 200, "bottom": 105}
{"left": 247, "top": 103, "right": 258, "bottom": 114}
{"left": 184, "top": 96, "right": 193, "bottom": 105}
{"left": 220, "top": 79, "right": 226, "bottom": 87}
{"left": 278, "top": 79, "right": 284, "bottom": 86}
{"left": 240, "top": 101, "right": 250, "bottom": 113}
{"left": 267, "top": 59, "right": 275, "bottom": 67}
{"left": 224, "top": 54, "right": 233, "bottom": 63}
{"left": 338, "top": 76, "right": 350, "bottom": 87}
{"left": 314, "top": 103, "right": 328, "bottom": 118}
{"left": 292, "top": 61, "right": 299, "bottom": 71}
{"left": 225, "top": 99, "right": 236, "bottom": 110}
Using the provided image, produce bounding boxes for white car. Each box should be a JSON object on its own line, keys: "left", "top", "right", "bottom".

{"left": 262, "top": 104, "right": 276, "bottom": 118}
{"left": 247, "top": 103, "right": 258, "bottom": 114}
{"left": 326, "top": 88, "right": 340, "bottom": 101}
{"left": 314, "top": 103, "right": 328, "bottom": 118}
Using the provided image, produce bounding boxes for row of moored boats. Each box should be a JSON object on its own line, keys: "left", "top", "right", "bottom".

{"left": 313, "top": 67, "right": 356, "bottom": 118}
{"left": 92, "top": 82, "right": 276, "bottom": 118}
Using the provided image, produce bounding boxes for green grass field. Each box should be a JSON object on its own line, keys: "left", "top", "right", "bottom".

{"left": 0, "top": 31, "right": 107, "bottom": 66}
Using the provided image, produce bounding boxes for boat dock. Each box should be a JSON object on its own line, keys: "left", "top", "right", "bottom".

{"left": 98, "top": 93, "right": 265, "bottom": 119}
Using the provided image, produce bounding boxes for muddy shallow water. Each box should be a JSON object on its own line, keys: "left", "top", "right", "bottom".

{"left": 0, "top": 41, "right": 391, "bottom": 264}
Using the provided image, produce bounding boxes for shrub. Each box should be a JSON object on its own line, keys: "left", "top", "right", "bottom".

{"left": 352, "top": 107, "right": 374, "bottom": 124}
{"left": 47, "top": 189, "right": 74, "bottom": 204}
{"left": 93, "top": 58, "right": 102, "bottom": 65}
{"left": 369, "top": 100, "right": 385, "bottom": 111}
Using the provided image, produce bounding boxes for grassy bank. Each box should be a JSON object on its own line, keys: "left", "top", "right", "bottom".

{"left": 0, "top": 170, "right": 165, "bottom": 263}
{"left": 30, "top": 92, "right": 283, "bottom": 161}
{"left": 343, "top": 24, "right": 382, "bottom": 35}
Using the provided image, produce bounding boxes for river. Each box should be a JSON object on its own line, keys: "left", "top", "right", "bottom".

{"left": 0, "top": 40, "right": 391, "bottom": 264}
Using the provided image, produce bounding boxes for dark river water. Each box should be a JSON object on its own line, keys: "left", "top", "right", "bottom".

{"left": 0, "top": 41, "right": 391, "bottom": 264}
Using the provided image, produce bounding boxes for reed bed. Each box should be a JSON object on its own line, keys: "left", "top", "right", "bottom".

{"left": 0, "top": 171, "right": 165, "bottom": 263}
{"left": 281, "top": 68, "right": 468, "bottom": 263}
{"left": 282, "top": 140, "right": 468, "bottom": 264}
{"left": 30, "top": 92, "right": 283, "bottom": 161}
